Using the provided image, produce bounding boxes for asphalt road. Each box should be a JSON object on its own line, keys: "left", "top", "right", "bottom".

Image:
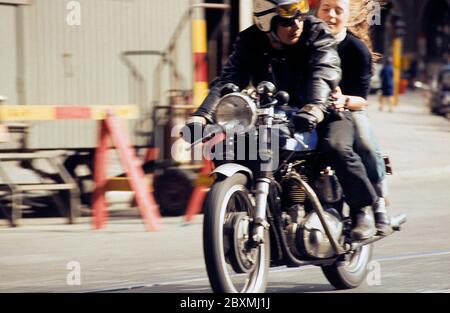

{"left": 1, "top": 91, "right": 450, "bottom": 293}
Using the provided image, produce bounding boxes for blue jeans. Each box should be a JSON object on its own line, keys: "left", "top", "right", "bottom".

{"left": 352, "top": 110, "right": 388, "bottom": 198}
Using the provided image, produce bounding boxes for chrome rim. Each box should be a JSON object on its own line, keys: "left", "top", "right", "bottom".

{"left": 217, "top": 185, "right": 267, "bottom": 293}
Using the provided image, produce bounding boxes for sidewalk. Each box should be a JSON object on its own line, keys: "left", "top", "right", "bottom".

{"left": 0, "top": 216, "right": 204, "bottom": 292}
{"left": 366, "top": 91, "right": 450, "bottom": 180}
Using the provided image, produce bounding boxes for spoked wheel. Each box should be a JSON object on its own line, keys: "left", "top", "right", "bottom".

{"left": 203, "top": 173, "right": 270, "bottom": 293}
{"left": 321, "top": 244, "right": 373, "bottom": 289}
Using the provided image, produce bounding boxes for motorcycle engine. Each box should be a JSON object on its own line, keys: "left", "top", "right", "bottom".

{"left": 286, "top": 210, "right": 343, "bottom": 259}
{"left": 298, "top": 210, "right": 343, "bottom": 259}
{"left": 282, "top": 171, "right": 344, "bottom": 260}
{"left": 286, "top": 208, "right": 344, "bottom": 259}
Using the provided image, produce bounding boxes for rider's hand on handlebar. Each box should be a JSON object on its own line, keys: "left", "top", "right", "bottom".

{"left": 293, "top": 104, "right": 325, "bottom": 133}
{"left": 180, "top": 116, "right": 207, "bottom": 144}
{"left": 293, "top": 112, "right": 318, "bottom": 133}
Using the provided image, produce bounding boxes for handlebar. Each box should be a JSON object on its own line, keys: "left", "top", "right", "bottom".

{"left": 185, "top": 127, "right": 224, "bottom": 151}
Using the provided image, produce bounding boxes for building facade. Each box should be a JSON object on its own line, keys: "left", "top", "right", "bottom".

{"left": 0, "top": 0, "right": 194, "bottom": 149}
{"left": 372, "top": 0, "right": 449, "bottom": 80}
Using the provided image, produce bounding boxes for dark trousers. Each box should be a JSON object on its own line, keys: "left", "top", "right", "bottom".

{"left": 319, "top": 112, "right": 378, "bottom": 211}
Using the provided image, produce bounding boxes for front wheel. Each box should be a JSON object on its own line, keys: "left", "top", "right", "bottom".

{"left": 321, "top": 244, "right": 373, "bottom": 289}
{"left": 203, "top": 173, "right": 270, "bottom": 293}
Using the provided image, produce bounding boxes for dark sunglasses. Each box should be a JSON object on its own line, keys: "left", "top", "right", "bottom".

{"left": 278, "top": 16, "right": 303, "bottom": 27}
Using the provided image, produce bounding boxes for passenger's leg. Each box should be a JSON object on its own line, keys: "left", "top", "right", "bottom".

{"left": 352, "top": 111, "right": 391, "bottom": 235}
{"left": 321, "top": 113, "right": 378, "bottom": 239}
{"left": 352, "top": 111, "right": 386, "bottom": 193}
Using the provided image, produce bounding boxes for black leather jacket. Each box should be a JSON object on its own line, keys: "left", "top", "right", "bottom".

{"left": 193, "top": 16, "right": 342, "bottom": 123}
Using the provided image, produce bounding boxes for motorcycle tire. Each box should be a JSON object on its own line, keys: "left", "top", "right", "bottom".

{"left": 321, "top": 244, "right": 373, "bottom": 289}
{"left": 153, "top": 168, "right": 195, "bottom": 217}
{"left": 203, "top": 173, "right": 270, "bottom": 293}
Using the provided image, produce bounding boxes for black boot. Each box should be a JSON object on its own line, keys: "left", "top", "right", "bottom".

{"left": 351, "top": 207, "right": 377, "bottom": 240}
{"left": 374, "top": 198, "right": 391, "bottom": 236}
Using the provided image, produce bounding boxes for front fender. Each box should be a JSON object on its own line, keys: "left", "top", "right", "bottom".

{"left": 212, "top": 163, "right": 253, "bottom": 181}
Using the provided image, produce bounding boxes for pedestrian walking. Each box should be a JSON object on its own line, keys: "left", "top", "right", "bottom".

{"left": 379, "top": 57, "right": 395, "bottom": 112}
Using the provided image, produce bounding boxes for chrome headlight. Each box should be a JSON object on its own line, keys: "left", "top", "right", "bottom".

{"left": 214, "top": 93, "right": 257, "bottom": 134}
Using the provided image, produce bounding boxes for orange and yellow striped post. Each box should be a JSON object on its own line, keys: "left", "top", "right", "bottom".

{"left": 192, "top": 15, "right": 209, "bottom": 107}
{"left": 393, "top": 37, "right": 403, "bottom": 106}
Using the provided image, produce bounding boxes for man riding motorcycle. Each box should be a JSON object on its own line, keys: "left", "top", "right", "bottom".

{"left": 181, "top": 0, "right": 381, "bottom": 240}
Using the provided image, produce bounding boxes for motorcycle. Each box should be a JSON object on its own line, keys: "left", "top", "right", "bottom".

{"left": 190, "top": 81, "right": 406, "bottom": 293}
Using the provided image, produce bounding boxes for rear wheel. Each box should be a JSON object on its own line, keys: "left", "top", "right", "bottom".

{"left": 203, "top": 173, "right": 270, "bottom": 293}
{"left": 321, "top": 244, "right": 373, "bottom": 289}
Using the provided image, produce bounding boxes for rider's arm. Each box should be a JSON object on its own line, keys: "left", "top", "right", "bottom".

{"left": 192, "top": 28, "right": 254, "bottom": 123}
{"left": 291, "top": 18, "right": 342, "bottom": 133}
{"left": 305, "top": 17, "right": 342, "bottom": 113}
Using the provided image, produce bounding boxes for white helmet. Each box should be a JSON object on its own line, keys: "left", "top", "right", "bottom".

{"left": 253, "top": 0, "right": 310, "bottom": 32}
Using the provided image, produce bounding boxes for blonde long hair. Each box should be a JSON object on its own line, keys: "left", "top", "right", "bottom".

{"left": 347, "top": 0, "right": 384, "bottom": 62}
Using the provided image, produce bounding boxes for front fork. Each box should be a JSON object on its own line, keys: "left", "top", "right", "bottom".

{"left": 251, "top": 112, "right": 273, "bottom": 246}
{"left": 251, "top": 178, "right": 271, "bottom": 245}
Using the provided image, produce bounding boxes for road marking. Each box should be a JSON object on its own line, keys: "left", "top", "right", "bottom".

{"left": 87, "top": 249, "right": 450, "bottom": 293}
{"left": 375, "top": 250, "right": 450, "bottom": 262}
{"left": 84, "top": 277, "right": 212, "bottom": 293}
{"left": 391, "top": 165, "right": 450, "bottom": 180}
{"left": 421, "top": 289, "right": 450, "bottom": 293}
